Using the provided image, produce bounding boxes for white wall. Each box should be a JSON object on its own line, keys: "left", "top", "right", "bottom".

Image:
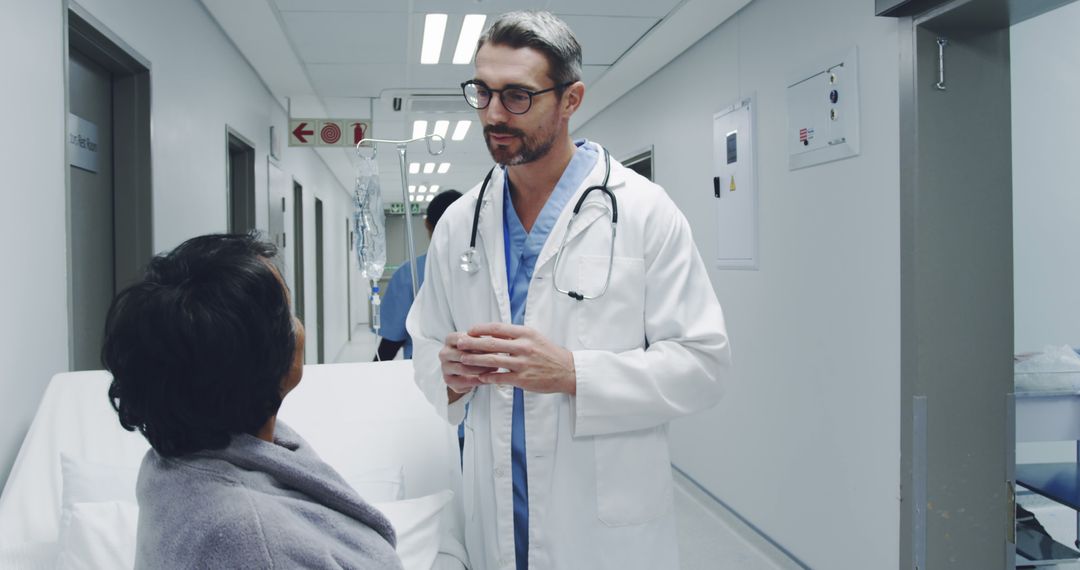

{"left": 1012, "top": 1, "right": 1080, "bottom": 353}
{"left": 0, "top": 0, "right": 359, "bottom": 489}
{"left": 0, "top": 0, "right": 71, "bottom": 489}
{"left": 575, "top": 0, "right": 901, "bottom": 566}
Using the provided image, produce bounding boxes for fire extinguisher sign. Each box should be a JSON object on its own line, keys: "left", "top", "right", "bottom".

{"left": 289, "top": 119, "right": 372, "bottom": 147}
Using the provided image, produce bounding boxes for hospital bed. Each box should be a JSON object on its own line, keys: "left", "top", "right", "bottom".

{"left": 0, "top": 361, "right": 468, "bottom": 570}
{"left": 1015, "top": 355, "right": 1080, "bottom": 566}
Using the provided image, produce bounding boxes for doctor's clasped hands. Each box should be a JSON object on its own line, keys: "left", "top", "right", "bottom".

{"left": 441, "top": 323, "right": 577, "bottom": 402}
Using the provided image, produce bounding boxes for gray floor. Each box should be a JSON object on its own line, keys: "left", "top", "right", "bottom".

{"left": 673, "top": 469, "right": 801, "bottom": 569}
{"left": 337, "top": 327, "right": 798, "bottom": 569}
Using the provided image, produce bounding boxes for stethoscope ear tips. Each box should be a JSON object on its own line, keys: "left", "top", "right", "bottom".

{"left": 568, "top": 291, "right": 584, "bottom": 301}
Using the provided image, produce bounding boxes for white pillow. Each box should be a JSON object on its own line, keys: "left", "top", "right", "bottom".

{"left": 59, "top": 454, "right": 140, "bottom": 537}
{"left": 56, "top": 454, "right": 140, "bottom": 569}
{"left": 60, "top": 453, "right": 140, "bottom": 505}
{"left": 343, "top": 465, "right": 406, "bottom": 502}
{"left": 374, "top": 490, "right": 453, "bottom": 570}
{"left": 54, "top": 501, "right": 138, "bottom": 570}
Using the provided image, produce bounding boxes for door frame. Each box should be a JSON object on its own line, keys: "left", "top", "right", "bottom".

{"left": 888, "top": 0, "right": 1080, "bottom": 566}
{"left": 64, "top": 1, "right": 153, "bottom": 369}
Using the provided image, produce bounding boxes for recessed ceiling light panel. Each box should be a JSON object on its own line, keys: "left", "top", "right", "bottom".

{"left": 453, "top": 15, "right": 487, "bottom": 65}
{"left": 421, "top": 14, "right": 448, "bottom": 64}
{"left": 452, "top": 120, "right": 471, "bottom": 141}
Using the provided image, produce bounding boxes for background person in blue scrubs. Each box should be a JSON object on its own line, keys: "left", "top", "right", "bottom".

{"left": 374, "top": 190, "right": 461, "bottom": 362}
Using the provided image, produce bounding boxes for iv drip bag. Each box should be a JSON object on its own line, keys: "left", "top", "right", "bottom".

{"left": 354, "top": 155, "right": 386, "bottom": 283}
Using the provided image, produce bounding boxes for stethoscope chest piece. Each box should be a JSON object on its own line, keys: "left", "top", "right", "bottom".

{"left": 459, "top": 247, "right": 480, "bottom": 274}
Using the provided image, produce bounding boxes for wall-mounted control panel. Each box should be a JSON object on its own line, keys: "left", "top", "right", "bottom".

{"left": 787, "top": 46, "right": 860, "bottom": 170}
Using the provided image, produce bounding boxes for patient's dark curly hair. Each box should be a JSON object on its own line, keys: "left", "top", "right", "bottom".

{"left": 102, "top": 233, "right": 296, "bottom": 457}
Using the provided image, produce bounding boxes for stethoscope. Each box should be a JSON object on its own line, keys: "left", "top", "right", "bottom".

{"left": 458, "top": 148, "right": 617, "bottom": 301}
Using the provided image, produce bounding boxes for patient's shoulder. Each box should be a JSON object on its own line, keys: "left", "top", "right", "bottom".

{"left": 135, "top": 454, "right": 274, "bottom": 567}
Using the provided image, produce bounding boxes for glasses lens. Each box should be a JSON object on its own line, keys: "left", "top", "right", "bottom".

{"left": 502, "top": 88, "right": 532, "bottom": 114}
{"left": 463, "top": 82, "right": 489, "bottom": 109}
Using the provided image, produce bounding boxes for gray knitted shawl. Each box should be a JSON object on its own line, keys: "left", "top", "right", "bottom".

{"left": 134, "top": 421, "right": 403, "bottom": 569}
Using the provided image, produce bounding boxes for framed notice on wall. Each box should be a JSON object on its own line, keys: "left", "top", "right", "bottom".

{"left": 713, "top": 96, "right": 758, "bottom": 269}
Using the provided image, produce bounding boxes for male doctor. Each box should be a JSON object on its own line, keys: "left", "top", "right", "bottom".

{"left": 406, "top": 11, "right": 730, "bottom": 570}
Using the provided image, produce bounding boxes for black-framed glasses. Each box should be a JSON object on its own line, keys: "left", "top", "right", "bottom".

{"left": 461, "top": 80, "right": 574, "bottom": 115}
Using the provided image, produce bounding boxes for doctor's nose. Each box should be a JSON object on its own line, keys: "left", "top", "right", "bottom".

{"left": 480, "top": 93, "right": 511, "bottom": 123}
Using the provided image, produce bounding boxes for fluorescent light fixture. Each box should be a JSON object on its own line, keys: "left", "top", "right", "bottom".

{"left": 409, "top": 163, "right": 420, "bottom": 174}
{"left": 434, "top": 120, "right": 450, "bottom": 138}
{"left": 421, "top": 14, "right": 447, "bottom": 64}
{"left": 419, "top": 185, "right": 428, "bottom": 194}
{"left": 423, "top": 163, "right": 435, "bottom": 174}
{"left": 453, "top": 14, "right": 486, "bottom": 64}
{"left": 452, "top": 120, "right": 471, "bottom": 141}
{"left": 409, "top": 185, "right": 416, "bottom": 192}
{"left": 426, "top": 194, "right": 435, "bottom": 202}
{"left": 437, "top": 163, "right": 451, "bottom": 174}
{"left": 430, "top": 185, "right": 440, "bottom": 193}
{"left": 412, "top": 120, "right": 428, "bottom": 139}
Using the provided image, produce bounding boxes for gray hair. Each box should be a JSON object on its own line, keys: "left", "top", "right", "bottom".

{"left": 477, "top": 11, "right": 582, "bottom": 86}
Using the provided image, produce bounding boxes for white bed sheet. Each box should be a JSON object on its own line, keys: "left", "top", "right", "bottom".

{"left": 0, "top": 361, "right": 466, "bottom": 569}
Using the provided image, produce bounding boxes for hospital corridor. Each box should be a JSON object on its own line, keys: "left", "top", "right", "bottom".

{"left": 2, "top": 0, "right": 1079, "bottom": 568}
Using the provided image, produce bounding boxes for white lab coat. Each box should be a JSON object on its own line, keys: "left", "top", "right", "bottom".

{"left": 406, "top": 144, "right": 730, "bottom": 570}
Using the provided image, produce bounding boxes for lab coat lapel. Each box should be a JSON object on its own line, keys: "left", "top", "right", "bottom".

{"left": 534, "top": 151, "right": 626, "bottom": 272}
{"left": 475, "top": 167, "right": 513, "bottom": 324}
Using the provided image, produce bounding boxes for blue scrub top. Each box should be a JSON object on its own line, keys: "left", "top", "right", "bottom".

{"left": 503, "top": 140, "right": 598, "bottom": 569}
{"left": 378, "top": 253, "right": 426, "bottom": 359}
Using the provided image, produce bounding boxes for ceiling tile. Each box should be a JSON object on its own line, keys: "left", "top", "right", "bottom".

{"left": 404, "top": 64, "right": 483, "bottom": 91}
{"left": 581, "top": 65, "right": 608, "bottom": 85}
{"left": 555, "top": 15, "right": 658, "bottom": 65}
{"left": 307, "top": 64, "right": 409, "bottom": 98}
{"left": 545, "top": 0, "right": 683, "bottom": 18}
{"left": 411, "top": 0, "right": 539, "bottom": 14}
{"left": 275, "top": 0, "right": 539, "bottom": 14}
{"left": 273, "top": 0, "right": 409, "bottom": 12}
{"left": 310, "top": 64, "right": 471, "bottom": 98}
{"left": 281, "top": 12, "right": 410, "bottom": 63}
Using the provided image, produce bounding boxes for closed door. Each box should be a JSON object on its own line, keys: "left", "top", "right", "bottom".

{"left": 68, "top": 48, "right": 114, "bottom": 371}
{"left": 227, "top": 132, "right": 255, "bottom": 233}
{"left": 315, "top": 198, "right": 324, "bottom": 364}
{"left": 293, "top": 181, "right": 305, "bottom": 328}
{"left": 345, "top": 218, "right": 351, "bottom": 341}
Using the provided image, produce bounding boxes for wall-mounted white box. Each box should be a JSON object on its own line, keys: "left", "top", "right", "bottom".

{"left": 787, "top": 46, "right": 860, "bottom": 170}
{"left": 713, "top": 96, "right": 758, "bottom": 270}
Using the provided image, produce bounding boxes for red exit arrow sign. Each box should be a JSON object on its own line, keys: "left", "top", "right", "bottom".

{"left": 290, "top": 121, "right": 314, "bottom": 145}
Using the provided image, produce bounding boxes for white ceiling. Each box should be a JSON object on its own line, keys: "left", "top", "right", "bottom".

{"left": 201, "top": 0, "right": 749, "bottom": 204}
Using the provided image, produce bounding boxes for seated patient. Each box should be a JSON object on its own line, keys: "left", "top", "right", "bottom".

{"left": 102, "top": 233, "right": 403, "bottom": 570}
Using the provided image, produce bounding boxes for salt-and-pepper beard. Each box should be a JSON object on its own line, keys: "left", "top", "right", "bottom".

{"left": 484, "top": 123, "right": 558, "bottom": 166}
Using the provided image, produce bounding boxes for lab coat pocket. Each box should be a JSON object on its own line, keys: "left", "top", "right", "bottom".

{"left": 576, "top": 256, "right": 645, "bottom": 351}
{"left": 594, "top": 425, "right": 673, "bottom": 526}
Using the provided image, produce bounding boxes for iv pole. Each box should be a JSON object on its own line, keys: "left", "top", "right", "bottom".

{"left": 355, "top": 134, "right": 445, "bottom": 296}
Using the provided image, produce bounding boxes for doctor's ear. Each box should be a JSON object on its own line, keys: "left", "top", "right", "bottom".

{"left": 561, "top": 81, "right": 585, "bottom": 117}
